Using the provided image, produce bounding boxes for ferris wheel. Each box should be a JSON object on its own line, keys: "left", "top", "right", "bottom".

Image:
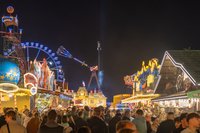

{"left": 3, "top": 42, "right": 64, "bottom": 82}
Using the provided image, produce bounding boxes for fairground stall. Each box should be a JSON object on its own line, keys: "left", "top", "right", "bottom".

{"left": 73, "top": 86, "right": 107, "bottom": 108}
{"left": 0, "top": 6, "right": 72, "bottom": 113}
{"left": 152, "top": 50, "right": 200, "bottom": 112}
{"left": 121, "top": 58, "right": 161, "bottom": 109}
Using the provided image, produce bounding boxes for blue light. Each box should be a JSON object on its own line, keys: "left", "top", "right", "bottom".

{"left": 21, "top": 43, "right": 25, "bottom": 47}
{"left": 54, "top": 57, "right": 58, "bottom": 60}
{"left": 48, "top": 50, "right": 52, "bottom": 53}
{"left": 26, "top": 42, "right": 29, "bottom": 46}
{"left": 35, "top": 43, "right": 39, "bottom": 47}
{"left": 3, "top": 52, "right": 8, "bottom": 56}
{"left": 8, "top": 28, "right": 12, "bottom": 33}
{"left": 40, "top": 45, "right": 43, "bottom": 49}
{"left": 19, "top": 29, "right": 23, "bottom": 34}
{"left": 30, "top": 42, "right": 34, "bottom": 46}
{"left": 44, "top": 47, "right": 48, "bottom": 51}
{"left": 98, "top": 71, "right": 104, "bottom": 86}
{"left": 56, "top": 61, "right": 61, "bottom": 65}
{"left": 51, "top": 53, "right": 55, "bottom": 56}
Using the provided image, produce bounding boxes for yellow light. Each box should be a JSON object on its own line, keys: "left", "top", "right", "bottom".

{"left": 0, "top": 83, "right": 19, "bottom": 93}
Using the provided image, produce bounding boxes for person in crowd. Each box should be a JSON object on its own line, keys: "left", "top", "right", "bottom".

{"left": 77, "top": 126, "right": 91, "bottom": 133}
{"left": 104, "top": 109, "right": 112, "bottom": 124}
{"left": 26, "top": 112, "right": 40, "bottom": 133}
{"left": 132, "top": 109, "right": 147, "bottom": 133}
{"left": 40, "top": 115, "right": 47, "bottom": 127}
{"left": 0, "top": 110, "right": 27, "bottom": 133}
{"left": 109, "top": 110, "right": 122, "bottom": 133}
{"left": 23, "top": 111, "right": 32, "bottom": 128}
{"left": 174, "top": 117, "right": 181, "bottom": 129}
{"left": 174, "top": 113, "right": 188, "bottom": 133}
{"left": 61, "top": 115, "right": 73, "bottom": 133}
{"left": 146, "top": 114, "right": 152, "bottom": 133}
{"left": 14, "top": 107, "right": 22, "bottom": 125}
{"left": 0, "top": 107, "right": 10, "bottom": 128}
{"left": 116, "top": 120, "right": 138, "bottom": 133}
{"left": 83, "top": 106, "right": 90, "bottom": 121}
{"left": 87, "top": 106, "right": 108, "bottom": 133}
{"left": 39, "top": 109, "right": 65, "bottom": 133}
{"left": 98, "top": 105, "right": 106, "bottom": 120}
{"left": 156, "top": 112, "right": 176, "bottom": 133}
{"left": 122, "top": 109, "right": 131, "bottom": 121}
{"left": 74, "top": 110, "right": 88, "bottom": 131}
{"left": 181, "top": 113, "right": 200, "bottom": 133}
{"left": 151, "top": 116, "right": 159, "bottom": 133}
{"left": 57, "top": 114, "right": 62, "bottom": 124}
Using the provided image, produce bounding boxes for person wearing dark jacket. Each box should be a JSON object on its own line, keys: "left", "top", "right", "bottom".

{"left": 122, "top": 109, "right": 131, "bottom": 121}
{"left": 74, "top": 111, "right": 88, "bottom": 131}
{"left": 173, "top": 113, "right": 188, "bottom": 133}
{"left": 87, "top": 107, "right": 108, "bottom": 133}
{"left": 109, "top": 110, "right": 122, "bottom": 133}
{"left": 157, "top": 112, "right": 176, "bottom": 133}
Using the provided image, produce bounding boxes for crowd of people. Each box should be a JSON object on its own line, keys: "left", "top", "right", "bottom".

{"left": 0, "top": 105, "right": 200, "bottom": 133}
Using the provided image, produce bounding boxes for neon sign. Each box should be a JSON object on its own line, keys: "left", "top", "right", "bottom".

{"left": 24, "top": 73, "right": 38, "bottom": 95}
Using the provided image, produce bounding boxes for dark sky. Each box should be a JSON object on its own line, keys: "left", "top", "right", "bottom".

{"left": 1, "top": 0, "right": 200, "bottom": 101}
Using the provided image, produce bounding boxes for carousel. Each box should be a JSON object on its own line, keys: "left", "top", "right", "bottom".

{"left": 0, "top": 6, "right": 72, "bottom": 113}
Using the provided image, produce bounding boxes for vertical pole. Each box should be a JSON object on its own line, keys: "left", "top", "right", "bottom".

{"left": 14, "top": 94, "right": 17, "bottom": 108}
{"left": 27, "top": 46, "right": 30, "bottom": 71}
{"left": 97, "top": 41, "right": 102, "bottom": 90}
{"left": 0, "top": 93, "right": 2, "bottom": 112}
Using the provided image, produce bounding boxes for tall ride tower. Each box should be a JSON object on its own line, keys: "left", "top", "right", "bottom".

{"left": 0, "top": 6, "right": 26, "bottom": 85}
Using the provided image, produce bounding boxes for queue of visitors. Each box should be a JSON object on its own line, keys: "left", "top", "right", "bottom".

{"left": 0, "top": 105, "right": 200, "bottom": 133}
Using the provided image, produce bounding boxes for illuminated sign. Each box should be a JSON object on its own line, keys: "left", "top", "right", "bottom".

{"left": 24, "top": 73, "right": 38, "bottom": 95}
{"left": 0, "top": 83, "right": 19, "bottom": 93}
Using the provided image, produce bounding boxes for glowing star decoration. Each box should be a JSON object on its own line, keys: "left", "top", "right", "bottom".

{"left": 24, "top": 73, "right": 38, "bottom": 95}
{"left": 0, "top": 58, "right": 20, "bottom": 84}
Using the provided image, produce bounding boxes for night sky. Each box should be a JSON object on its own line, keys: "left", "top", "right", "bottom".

{"left": 1, "top": 1, "right": 200, "bottom": 101}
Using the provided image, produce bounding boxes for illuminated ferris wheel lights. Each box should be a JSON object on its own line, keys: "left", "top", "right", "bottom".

{"left": 25, "top": 42, "right": 29, "bottom": 46}
{"left": 58, "top": 69, "right": 62, "bottom": 73}
{"left": 19, "top": 29, "right": 23, "bottom": 34}
{"left": 54, "top": 57, "right": 58, "bottom": 61}
{"left": 51, "top": 53, "right": 55, "bottom": 57}
{"left": 40, "top": 45, "right": 43, "bottom": 49}
{"left": 30, "top": 42, "right": 34, "bottom": 46}
{"left": 48, "top": 49, "right": 52, "bottom": 53}
{"left": 44, "top": 47, "right": 48, "bottom": 51}
{"left": 35, "top": 43, "right": 39, "bottom": 47}
{"left": 56, "top": 61, "right": 61, "bottom": 65}
{"left": 49, "top": 61, "right": 53, "bottom": 65}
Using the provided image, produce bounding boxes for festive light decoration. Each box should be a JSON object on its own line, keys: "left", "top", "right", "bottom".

{"left": 0, "top": 83, "right": 19, "bottom": 93}
{"left": 24, "top": 73, "right": 38, "bottom": 87}
{"left": 124, "top": 58, "right": 160, "bottom": 93}
{"left": 4, "top": 42, "right": 64, "bottom": 82}
{"left": 24, "top": 73, "right": 38, "bottom": 95}
{"left": 0, "top": 58, "right": 20, "bottom": 84}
